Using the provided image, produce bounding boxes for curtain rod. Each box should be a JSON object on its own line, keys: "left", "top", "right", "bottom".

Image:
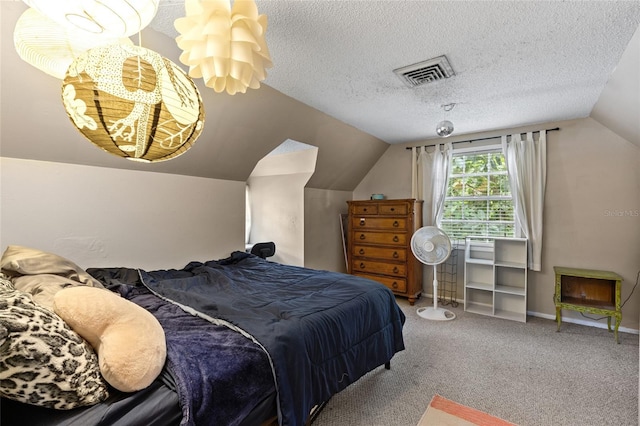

{"left": 405, "top": 127, "right": 560, "bottom": 150}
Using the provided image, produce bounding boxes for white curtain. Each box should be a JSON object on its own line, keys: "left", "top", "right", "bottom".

{"left": 501, "top": 131, "right": 547, "bottom": 271}
{"left": 430, "top": 143, "right": 453, "bottom": 227}
{"left": 410, "top": 143, "right": 452, "bottom": 226}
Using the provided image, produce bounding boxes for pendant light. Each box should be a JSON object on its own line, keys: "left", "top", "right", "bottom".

{"left": 62, "top": 44, "right": 205, "bottom": 162}
{"left": 21, "top": 0, "right": 159, "bottom": 38}
{"left": 174, "top": 0, "right": 273, "bottom": 95}
{"left": 436, "top": 103, "right": 456, "bottom": 138}
{"left": 13, "top": 8, "right": 132, "bottom": 79}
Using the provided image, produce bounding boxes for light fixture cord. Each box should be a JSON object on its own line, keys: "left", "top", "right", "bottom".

{"left": 137, "top": 31, "right": 143, "bottom": 89}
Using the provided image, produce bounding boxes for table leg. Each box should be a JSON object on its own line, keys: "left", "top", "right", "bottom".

{"left": 555, "top": 306, "right": 561, "bottom": 331}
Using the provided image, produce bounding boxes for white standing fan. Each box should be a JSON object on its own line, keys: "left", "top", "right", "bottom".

{"left": 411, "top": 226, "right": 456, "bottom": 321}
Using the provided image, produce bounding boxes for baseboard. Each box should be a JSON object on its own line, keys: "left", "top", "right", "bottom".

{"left": 420, "top": 292, "right": 639, "bottom": 335}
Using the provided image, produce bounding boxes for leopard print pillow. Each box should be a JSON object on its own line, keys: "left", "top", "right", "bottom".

{"left": 0, "top": 274, "right": 109, "bottom": 409}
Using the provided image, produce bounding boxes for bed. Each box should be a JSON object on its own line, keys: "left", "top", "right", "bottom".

{"left": 0, "top": 248, "right": 406, "bottom": 426}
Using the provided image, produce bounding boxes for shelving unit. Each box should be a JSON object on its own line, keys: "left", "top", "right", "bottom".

{"left": 464, "top": 237, "right": 528, "bottom": 322}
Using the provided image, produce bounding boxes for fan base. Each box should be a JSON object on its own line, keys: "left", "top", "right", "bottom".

{"left": 416, "top": 307, "right": 456, "bottom": 321}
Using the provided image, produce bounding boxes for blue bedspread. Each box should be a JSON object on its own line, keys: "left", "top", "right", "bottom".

{"left": 90, "top": 267, "right": 275, "bottom": 426}
{"left": 138, "top": 252, "right": 406, "bottom": 426}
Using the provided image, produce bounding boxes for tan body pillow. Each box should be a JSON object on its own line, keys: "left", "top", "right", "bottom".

{"left": 53, "top": 286, "right": 166, "bottom": 392}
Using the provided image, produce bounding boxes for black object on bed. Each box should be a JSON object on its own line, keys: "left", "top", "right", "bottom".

{"left": 2, "top": 251, "right": 405, "bottom": 426}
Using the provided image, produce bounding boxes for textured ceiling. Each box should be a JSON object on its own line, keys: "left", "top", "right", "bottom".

{"left": 152, "top": 0, "right": 640, "bottom": 144}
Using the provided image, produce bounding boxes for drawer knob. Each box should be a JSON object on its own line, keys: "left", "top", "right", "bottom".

{"left": 359, "top": 234, "right": 366, "bottom": 240}
{"left": 359, "top": 248, "right": 365, "bottom": 255}
{"left": 393, "top": 251, "right": 399, "bottom": 258}
{"left": 393, "top": 267, "right": 399, "bottom": 274}
{"left": 393, "top": 220, "right": 399, "bottom": 227}
{"left": 390, "top": 207, "right": 395, "bottom": 212}
{"left": 360, "top": 262, "right": 365, "bottom": 269}
{"left": 393, "top": 236, "right": 399, "bottom": 242}
{"left": 392, "top": 281, "right": 398, "bottom": 289}
{"left": 360, "top": 218, "right": 366, "bottom": 226}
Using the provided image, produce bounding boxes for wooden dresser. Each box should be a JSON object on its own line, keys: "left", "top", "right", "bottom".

{"left": 347, "top": 199, "right": 423, "bottom": 305}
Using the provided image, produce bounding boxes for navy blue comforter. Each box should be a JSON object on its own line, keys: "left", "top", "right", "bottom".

{"left": 138, "top": 252, "right": 406, "bottom": 426}
{"left": 141, "top": 252, "right": 405, "bottom": 426}
{"left": 90, "top": 267, "right": 275, "bottom": 426}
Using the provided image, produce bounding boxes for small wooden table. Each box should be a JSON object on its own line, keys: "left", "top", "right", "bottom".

{"left": 554, "top": 266, "right": 623, "bottom": 343}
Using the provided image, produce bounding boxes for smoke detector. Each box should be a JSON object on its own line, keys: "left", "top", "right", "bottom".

{"left": 394, "top": 55, "right": 455, "bottom": 88}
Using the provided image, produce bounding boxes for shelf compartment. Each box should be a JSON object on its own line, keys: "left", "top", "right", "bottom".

{"left": 495, "top": 284, "right": 526, "bottom": 296}
{"left": 494, "top": 238, "right": 527, "bottom": 265}
{"left": 465, "top": 263, "right": 493, "bottom": 287}
{"left": 494, "top": 293, "right": 526, "bottom": 322}
{"left": 495, "top": 267, "right": 526, "bottom": 292}
{"left": 466, "top": 258, "right": 494, "bottom": 265}
{"left": 465, "top": 302, "right": 493, "bottom": 316}
{"left": 494, "top": 308, "right": 526, "bottom": 322}
{"left": 465, "top": 237, "right": 493, "bottom": 263}
{"left": 466, "top": 281, "right": 493, "bottom": 291}
{"left": 494, "top": 260, "right": 527, "bottom": 268}
{"left": 465, "top": 287, "right": 493, "bottom": 315}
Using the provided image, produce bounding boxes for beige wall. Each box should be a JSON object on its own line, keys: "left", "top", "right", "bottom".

{"left": 0, "top": 158, "right": 245, "bottom": 271}
{"left": 248, "top": 173, "right": 307, "bottom": 267}
{"left": 304, "top": 188, "right": 352, "bottom": 273}
{"left": 0, "top": 155, "right": 352, "bottom": 279}
{"left": 248, "top": 148, "right": 317, "bottom": 266}
{"left": 354, "top": 118, "right": 640, "bottom": 332}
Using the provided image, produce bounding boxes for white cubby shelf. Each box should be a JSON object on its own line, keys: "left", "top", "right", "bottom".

{"left": 464, "top": 237, "right": 528, "bottom": 322}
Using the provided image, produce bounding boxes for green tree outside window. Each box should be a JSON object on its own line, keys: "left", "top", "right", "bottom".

{"left": 441, "top": 150, "right": 515, "bottom": 242}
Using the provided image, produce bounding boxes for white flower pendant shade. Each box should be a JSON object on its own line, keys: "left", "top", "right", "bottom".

{"left": 14, "top": 8, "right": 133, "bottom": 79}
{"left": 22, "top": 0, "right": 159, "bottom": 38}
{"left": 62, "top": 44, "right": 205, "bottom": 162}
{"left": 175, "top": 0, "right": 273, "bottom": 95}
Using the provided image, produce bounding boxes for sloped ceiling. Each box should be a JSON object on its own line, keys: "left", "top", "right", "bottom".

{"left": 0, "top": 2, "right": 388, "bottom": 190}
{"left": 591, "top": 24, "right": 640, "bottom": 149}
{"left": 153, "top": 0, "right": 640, "bottom": 144}
{"left": 1, "top": 1, "right": 639, "bottom": 193}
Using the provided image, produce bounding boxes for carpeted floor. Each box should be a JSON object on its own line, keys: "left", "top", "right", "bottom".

{"left": 314, "top": 296, "right": 639, "bottom": 426}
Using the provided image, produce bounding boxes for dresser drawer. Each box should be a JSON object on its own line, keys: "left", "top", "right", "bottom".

{"left": 352, "top": 217, "right": 407, "bottom": 231}
{"left": 354, "top": 272, "right": 408, "bottom": 293}
{"left": 379, "top": 203, "right": 408, "bottom": 215}
{"left": 353, "top": 231, "right": 407, "bottom": 246}
{"left": 351, "top": 260, "right": 406, "bottom": 277}
{"left": 352, "top": 245, "right": 406, "bottom": 261}
{"left": 352, "top": 204, "right": 378, "bottom": 215}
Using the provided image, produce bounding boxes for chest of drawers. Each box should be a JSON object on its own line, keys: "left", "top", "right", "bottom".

{"left": 347, "top": 199, "right": 423, "bottom": 305}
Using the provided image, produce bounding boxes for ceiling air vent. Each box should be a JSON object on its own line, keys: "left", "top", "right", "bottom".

{"left": 393, "top": 55, "right": 455, "bottom": 88}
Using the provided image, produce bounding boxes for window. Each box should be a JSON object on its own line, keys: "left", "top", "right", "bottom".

{"left": 440, "top": 147, "right": 516, "bottom": 242}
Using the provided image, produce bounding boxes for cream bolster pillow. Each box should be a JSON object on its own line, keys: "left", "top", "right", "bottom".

{"left": 53, "top": 286, "right": 167, "bottom": 393}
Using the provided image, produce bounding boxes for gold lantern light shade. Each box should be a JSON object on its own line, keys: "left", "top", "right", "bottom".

{"left": 14, "top": 8, "right": 133, "bottom": 79}
{"left": 174, "top": 0, "right": 273, "bottom": 95}
{"left": 22, "top": 0, "right": 159, "bottom": 38}
{"left": 62, "top": 44, "right": 205, "bottom": 162}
